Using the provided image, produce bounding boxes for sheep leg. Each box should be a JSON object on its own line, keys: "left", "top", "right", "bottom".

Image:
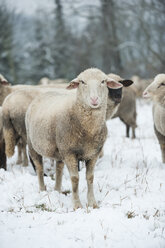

{"left": 86, "top": 158, "right": 98, "bottom": 208}
{"left": 22, "top": 143, "right": 28, "bottom": 167}
{"left": 28, "top": 142, "right": 46, "bottom": 191}
{"left": 50, "top": 159, "right": 54, "bottom": 167}
{"left": 126, "top": 124, "right": 130, "bottom": 138}
{"left": 54, "top": 161, "right": 64, "bottom": 192}
{"left": 0, "top": 140, "right": 6, "bottom": 170}
{"left": 99, "top": 149, "right": 104, "bottom": 158}
{"left": 132, "top": 127, "right": 136, "bottom": 139}
{"left": 160, "top": 144, "right": 165, "bottom": 163}
{"left": 65, "top": 155, "right": 82, "bottom": 209}
{"left": 16, "top": 142, "right": 22, "bottom": 164}
{"left": 154, "top": 125, "right": 165, "bottom": 163}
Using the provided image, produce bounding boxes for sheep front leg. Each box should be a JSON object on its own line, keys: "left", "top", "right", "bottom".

{"left": 65, "top": 155, "right": 82, "bottom": 209}
{"left": 86, "top": 158, "right": 98, "bottom": 208}
{"left": 55, "top": 161, "right": 64, "bottom": 192}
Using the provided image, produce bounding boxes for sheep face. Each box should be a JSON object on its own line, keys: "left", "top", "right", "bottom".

{"left": 143, "top": 74, "right": 165, "bottom": 104}
{"left": 67, "top": 68, "right": 123, "bottom": 109}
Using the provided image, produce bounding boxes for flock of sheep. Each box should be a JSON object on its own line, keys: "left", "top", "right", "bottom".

{"left": 0, "top": 69, "right": 164, "bottom": 209}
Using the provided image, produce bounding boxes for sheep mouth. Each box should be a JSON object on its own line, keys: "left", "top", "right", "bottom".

{"left": 90, "top": 103, "right": 100, "bottom": 109}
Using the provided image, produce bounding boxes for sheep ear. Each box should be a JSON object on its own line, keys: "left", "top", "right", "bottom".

{"left": 0, "top": 79, "right": 10, "bottom": 86}
{"left": 66, "top": 79, "right": 79, "bottom": 90}
{"left": 106, "top": 78, "right": 123, "bottom": 89}
{"left": 119, "top": 79, "right": 133, "bottom": 87}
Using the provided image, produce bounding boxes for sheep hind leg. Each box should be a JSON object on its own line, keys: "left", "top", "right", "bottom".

{"left": 132, "top": 127, "right": 136, "bottom": 139}
{"left": 16, "top": 142, "right": 23, "bottom": 165}
{"left": 86, "top": 158, "right": 98, "bottom": 208}
{"left": 28, "top": 142, "right": 46, "bottom": 191}
{"left": 22, "top": 143, "right": 28, "bottom": 167}
{"left": 0, "top": 140, "right": 6, "bottom": 170}
{"left": 160, "top": 144, "right": 165, "bottom": 163}
{"left": 126, "top": 124, "right": 130, "bottom": 138}
{"left": 65, "top": 155, "right": 82, "bottom": 209}
{"left": 54, "top": 161, "right": 64, "bottom": 192}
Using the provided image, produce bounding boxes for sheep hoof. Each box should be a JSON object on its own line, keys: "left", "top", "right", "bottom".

{"left": 73, "top": 201, "right": 83, "bottom": 210}
{"left": 88, "top": 199, "right": 99, "bottom": 208}
{"left": 23, "top": 162, "right": 28, "bottom": 167}
{"left": 40, "top": 185, "right": 46, "bottom": 191}
{"left": 93, "top": 203, "right": 99, "bottom": 209}
{"left": 16, "top": 159, "right": 22, "bottom": 165}
{"left": 54, "top": 187, "right": 61, "bottom": 193}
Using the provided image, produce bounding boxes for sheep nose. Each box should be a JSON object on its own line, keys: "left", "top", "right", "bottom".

{"left": 143, "top": 91, "right": 148, "bottom": 98}
{"left": 90, "top": 97, "right": 98, "bottom": 105}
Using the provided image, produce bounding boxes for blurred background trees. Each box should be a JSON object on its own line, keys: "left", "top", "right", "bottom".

{"left": 0, "top": 0, "right": 164, "bottom": 84}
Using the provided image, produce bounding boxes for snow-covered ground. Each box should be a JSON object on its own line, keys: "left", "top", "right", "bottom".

{"left": 0, "top": 100, "right": 165, "bottom": 248}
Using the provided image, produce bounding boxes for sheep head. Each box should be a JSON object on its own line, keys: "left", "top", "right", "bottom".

{"left": 143, "top": 74, "right": 165, "bottom": 104}
{"left": 107, "top": 73, "right": 134, "bottom": 104}
{"left": 67, "top": 68, "right": 123, "bottom": 109}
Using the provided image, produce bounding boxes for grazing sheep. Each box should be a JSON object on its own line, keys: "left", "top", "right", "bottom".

{"left": 25, "top": 68, "right": 123, "bottom": 209}
{"left": 0, "top": 107, "right": 6, "bottom": 170}
{"left": 108, "top": 73, "right": 136, "bottom": 138}
{"left": 143, "top": 73, "right": 165, "bottom": 163}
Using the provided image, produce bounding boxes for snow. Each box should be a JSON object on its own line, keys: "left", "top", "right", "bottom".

{"left": 0, "top": 99, "right": 165, "bottom": 248}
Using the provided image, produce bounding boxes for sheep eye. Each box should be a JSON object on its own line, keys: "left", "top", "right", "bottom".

{"left": 101, "top": 80, "right": 105, "bottom": 84}
{"left": 158, "top": 82, "right": 165, "bottom": 88}
{"left": 81, "top": 80, "right": 86, "bottom": 85}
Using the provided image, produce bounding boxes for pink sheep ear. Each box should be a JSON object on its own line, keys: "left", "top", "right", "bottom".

{"left": 106, "top": 78, "right": 123, "bottom": 89}
{"left": 66, "top": 78, "right": 80, "bottom": 90}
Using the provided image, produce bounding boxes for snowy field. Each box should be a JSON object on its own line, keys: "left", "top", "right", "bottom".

{"left": 0, "top": 99, "right": 165, "bottom": 248}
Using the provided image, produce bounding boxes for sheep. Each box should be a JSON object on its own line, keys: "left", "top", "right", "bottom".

{"left": 108, "top": 73, "right": 136, "bottom": 138}
{"left": 2, "top": 87, "right": 72, "bottom": 167}
{"left": 25, "top": 68, "right": 123, "bottom": 209}
{"left": 0, "top": 107, "right": 6, "bottom": 170}
{"left": 143, "top": 73, "right": 165, "bottom": 163}
{"left": 38, "top": 77, "right": 69, "bottom": 85}
{"left": 0, "top": 72, "right": 67, "bottom": 166}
